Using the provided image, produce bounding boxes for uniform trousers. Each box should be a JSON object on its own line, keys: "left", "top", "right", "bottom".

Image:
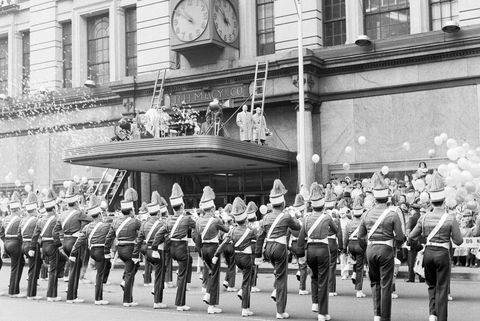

{"left": 143, "top": 258, "right": 153, "bottom": 284}
{"left": 22, "top": 241, "right": 42, "bottom": 297}
{"left": 170, "top": 240, "right": 190, "bottom": 306}
{"left": 307, "top": 243, "right": 330, "bottom": 316}
{"left": 328, "top": 239, "right": 338, "bottom": 293}
{"left": 202, "top": 261, "right": 209, "bottom": 288}
{"left": 165, "top": 252, "right": 173, "bottom": 283}
{"left": 348, "top": 240, "right": 365, "bottom": 291}
{"left": 250, "top": 259, "right": 259, "bottom": 287}
{"left": 42, "top": 241, "right": 67, "bottom": 298}
{"left": 117, "top": 244, "right": 138, "bottom": 303}
{"left": 234, "top": 253, "right": 253, "bottom": 309}
{"left": 407, "top": 248, "right": 425, "bottom": 282}
{"left": 146, "top": 249, "right": 165, "bottom": 304}
{"left": 224, "top": 243, "right": 236, "bottom": 287}
{"left": 5, "top": 239, "right": 24, "bottom": 295}
{"left": 291, "top": 240, "right": 307, "bottom": 290}
{"left": 264, "top": 242, "right": 289, "bottom": 314}
{"left": 424, "top": 246, "right": 451, "bottom": 321}
{"left": 366, "top": 244, "right": 395, "bottom": 321}
{"left": 90, "top": 247, "right": 107, "bottom": 301}
{"left": 64, "top": 237, "right": 82, "bottom": 300}
{"left": 103, "top": 258, "right": 112, "bottom": 284}
{"left": 201, "top": 243, "right": 221, "bottom": 305}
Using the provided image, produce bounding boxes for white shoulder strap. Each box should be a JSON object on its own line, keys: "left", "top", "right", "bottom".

{"left": 235, "top": 227, "right": 251, "bottom": 248}
{"left": 5, "top": 216, "right": 20, "bottom": 235}
{"left": 307, "top": 213, "right": 326, "bottom": 238}
{"left": 426, "top": 212, "right": 449, "bottom": 242}
{"left": 267, "top": 213, "right": 284, "bottom": 239}
{"left": 145, "top": 220, "right": 161, "bottom": 244}
{"left": 88, "top": 222, "right": 103, "bottom": 246}
{"left": 21, "top": 217, "right": 36, "bottom": 236}
{"left": 41, "top": 216, "right": 56, "bottom": 237}
{"left": 201, "top": 217, "right": 215, "bottom": 241}
{"left": 169, "top": 214, "right": 184, "bottom": 238}
{"left": 350, "top": 225, "right": 361, "bottom": 240}
{"left": 116, "top": 217, "right": 132, "bottom": 237}
{"left": 368, "top": 208, "right": 391, "bottom": 240}
{"left": 62, "top": 210, "right": 77, "bottom": 229}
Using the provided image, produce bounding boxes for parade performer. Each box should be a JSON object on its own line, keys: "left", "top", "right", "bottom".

{"left": 152, "top": 183, "right": 196, "bottom": 311}
{"left": 221, "top": 205, "right": 238, "bottom": 292}
{"left": 246, "top": 201, "right": 262, "bottom": 293}
{"left": 21, "top": 192, "right": 42, "bottom": 300}
{"left": 409, "top": 172, "right": 463, "bottom": 321}
{"left": 70, "top": 195, "right": 111, "bottom": 305}
{"left": 324, "top": 189, "right": 343, "bottom": 296}
{"left": 104, "top": 187, "right": 141, "bottom": 307}
{"left": 344, "top": 196, "right": 367, "bottom": 298}
{"left": 30, "top": 193, "right": 66, "bottom": 302}
{"left": 290, "top": 194, "right": 309, "bottom": 295}
{"left": 213, "top": 197, "right": 257, "bottom": 317}
{"left": 195, "top": 186, "right": 229, "bottom": 314}
{"left": 297, "top": 183, "right": 338, "bottom": 321}
{"left": 358, "top": 172, "right": 406, "bottom": 321}
{"left": 0, "top": 192, "right": 25, "bottom": 297}
{"left": 133, "top": 192, "right": 168, "bottom": 309}
{"left": 57, "top": 184, "right": 92, "bottom": 303}
{"left": 255, "top": 179, "right": 301, "bottom": 319}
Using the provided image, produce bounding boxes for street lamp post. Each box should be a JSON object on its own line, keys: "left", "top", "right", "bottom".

{"left": 296, "top": 0, "right": 306, "bottom": 186}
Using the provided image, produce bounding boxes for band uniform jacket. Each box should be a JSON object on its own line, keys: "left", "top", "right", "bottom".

{"left": 0, "top": 214, "right": 22, "bottom": 241}
{"left": 409, "top": 207, "right": 463, "bottom": 246}
{"left": 151, "top": 213, "right": 196, "bottom": 250}
{"left": 70, "top": 220, "right": 112, "bottom": 257}
{"left": 194, "top": 214, "right": 229, "bottom": 250}
{"left": 19, "top": 215, "right": 40, "bottom": 242}
{"left": 357, "top": 204, "right": 406, "bottom": 246}
{"left": 327, "top": 214, "right": 344, "bottom": 251}
{"left": 133, "top": 216, "right": 165, "bottom": 258}
{"left": 104, "top": 215, "right": 141, "bottom": 253}
{"left": 296, "top": 211, "right": 338, "bottom": 257}
{"left": 30, "top": 213, "right": 62, "bottom": 250}
{"left": 255, "top": 211, "right": 301, "bottom": 257}
{"left": 56, "top": 209, "right": 92, "bottom": 237}
{"left": 215, "top": 224, "right": 257, "bottom": 256}
{"left": 343, "top": 218, "right": 366, "bottom": 251}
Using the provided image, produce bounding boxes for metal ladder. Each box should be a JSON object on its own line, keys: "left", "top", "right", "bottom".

{"left": 150, "top": 69, "right": 167, "bottom": 109}
{"left": 92, "top": 168, "right": 131, "bottom": 211}
{"left": 250, "top": 61, "right": 269, "bottom": 144}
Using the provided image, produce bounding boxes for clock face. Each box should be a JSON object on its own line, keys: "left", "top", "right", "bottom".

{"left": 172, "top": 0, "right": 209, "bottom": 42}
{"left": 213, "top": 0, "right": 239, "bottom": 44}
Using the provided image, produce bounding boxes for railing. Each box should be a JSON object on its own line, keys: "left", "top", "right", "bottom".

{"left": 0, "top": 0, "right": 18, "bottom": 9}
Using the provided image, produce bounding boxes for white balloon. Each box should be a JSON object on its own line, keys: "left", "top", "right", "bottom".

{"left": 311, "top": 154, "right": 320, "bottom": 164}
{"left": 440, "top": 133, "right": 448, "bottom": 142}
{"left": 445, "top": 197, "right": 457, "bottom": 208}
{"left": 358, "top": 136, "right": 366, "bottom": 145}
{"left": 402, "top": 142, "right": 411, "bottom": 151}
{"left": 27, "top": 168, "right": 34, "bottom": 176}
{"left": 438, "top": 164, "right": 449, "bottom": 177}
{"left": 419, "top": 191, "right": 430, "bottom": 203}
{"left": 450, "top": 168, "right": 462, "bottom": 182}
{"left": 445, "top": 176, "right": 457, "bottom": 187}
{"left": 345, "top": 146, "right": 353, "bottom": 154}
{"left": 447, "top": 148, "right": 459, "bottom": 161}
{"left": 462, "top": 142, "right": 470, "bottom": 151}
{"left": 434, "top": 136, "right": 443, "bottom": 146}
{"left": 446, "top": 138, "right": 457, "bottom": 149}
{"left": 343, "top": 163, "right": 351, "bottom": 171}
{"left": 81, "top": 176, "right": 88, "bottom": 184}
{"left": 461, "top": 170, "right": 473, "bottom": 184}
{"left": 447, "top": 162, "right": 458, "bottom": 171}
{"left": 15, "top": 179, "right": 21, "bottom": 187}
{"left": 73, "top": 175, "right": 80, "bottom": 183}
{"left": 296, "top": 154, "right": 302, "bottom": 162}
{"left": 457, "top": 157, "right": 469, "bottom": 170}
{"left": 24, "top": 184, "right": 32, "bottom": 193}
{"left": 425, "top": 174, "right": 432, "bottom": 184}
{"left": 444, "top": 186, "right": 456, "bottom": 198}
{"left": 381, "top": 166, "right": 389, "bottom": 175}
{"left": 428, "top": 149, "right": 435, "bottom": 157}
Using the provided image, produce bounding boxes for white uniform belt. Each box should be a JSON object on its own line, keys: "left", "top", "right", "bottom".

{"left": 41, "top": 237, "right": 54, "bottom": 242}
{"left": 170, "top": 237, "right": 188, "bottom": 242}
{"left": 349, "top": 237, "right": 358, "bottom": 240}
{"left": 203, "top": 236, "right": 219, "bottom": 244}
{"left": 327, "top": 235, "right": 337, "bottom": 239}
{"left": 368, "top": 240, "right": 393, "bottom": 247}
{"left": 235, "top": 247, "right": 253, "bottom": 254}
{"left": 117, "top": 240, "right": 135, "bottom": 245}
{"left": 266, "top": 236, "right": 287, "bottom": 245}
{"left": 5, "top": 235, "right": 19, "bottom": 238}
{"left": 64, "top": 232, "right": 81, "bottom": 238}
{"left": 23, "top": 238, "right": 32, "bottom": 242}
{"left": 307, "top": 237, "right": 328, "bottom": 244}
{"left": 290, "top": 236, "right": 298, "bottom": 241}
{"left": 426, "top": 242, "right": 450, "bottom": 249}
{"left": 90, "top": 244, "right": 105, "bottom": 248}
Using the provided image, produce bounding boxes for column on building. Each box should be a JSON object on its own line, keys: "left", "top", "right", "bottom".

{"left": 238, "top": 0, "right": 256, "bottom": 58}
{"left": 345, "top": 0, "right": 364, "bottom": 44}
{"left": 296, "top": 101, "right": 315, "bottom": 188}
{"left": 7, "top": 15, "right": 21, "bottom": 96}
{"left": 410, "top": 0, "right": 430, "bottom": 34}
{"left": 110, "top": 0, "right": 126, "bottom": 82}
{"left": 140, "top": 172, "right": 151, "bottom": 203}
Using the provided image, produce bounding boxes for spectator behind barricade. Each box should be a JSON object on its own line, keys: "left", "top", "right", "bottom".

{"left": 416, "top": 162, "right": 428, "bottom": 179}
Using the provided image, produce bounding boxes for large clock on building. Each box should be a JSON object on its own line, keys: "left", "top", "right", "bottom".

{"left": 170, "top": 0, "right": 239, "bottom": 51}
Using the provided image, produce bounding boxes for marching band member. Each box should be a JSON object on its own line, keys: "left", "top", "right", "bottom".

{"left": 290, "top": 194, "right": 309, "bottom": 295}
{"left": 221, "top": 205, "right": 238, "bottom": 293}
{"left": 255, "top": 179, "right": 301, "bottom": 319}
{"left": 246, "top": 201, "right": 262, "bottom": 293}
{"left": 324, "top": 189, "right": 343, "bottom": 297}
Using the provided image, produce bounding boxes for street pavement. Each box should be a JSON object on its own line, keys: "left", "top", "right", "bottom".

{"left": 0, "top": 264, "right": 479, "bottom": 321}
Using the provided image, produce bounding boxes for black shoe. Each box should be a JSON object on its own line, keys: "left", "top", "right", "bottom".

{"left": 405, "top": 280, "right": 414, "bottom": 283}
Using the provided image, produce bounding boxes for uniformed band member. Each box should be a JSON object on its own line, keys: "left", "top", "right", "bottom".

{"left": 152, "top": 183, "right": 196, "bottom": 311}
{"left": 344, "top": 196, "right": 367, "bottom": 298}
{"left": 324, "top": 189, "right": 343, "bottom": 297}
{"left": 58, "top": 184, "right": 92, "bottom": 303}
{"left": 246, "top": 201, "right": 262, "bottom": 293}
{"left": 358, "top": 172, "right": 406, "bottom": 321}
{"left": 70, "top": 195, "right": 111, "bottom": 305}
{"left": 30, "top": 194, "right": 66, "bottom": 302}
{"left": 133, "top": 193, "right": 168, "bottom": 309}
{"left": 221, "top": 206, "right": 238, "bottom": 292}
{"left": 1, "top": 192, "right": 25, "bottom": 297}
{"left": 255, "top": 179, "right": 301, "bottom": 319}
{"left": 21, "top": 192, "right": 42, "bottom": 300}
{"left": 409, "top": 172, "right": 463, "bottom": 321}
{"left": 214, "top": 197, "right": 257, "bottom": 317}
{"left": 296, "top": 183, "right": 337, "bottom": 321}
{"left": 290, "top": 194, "right": 309, "bottom": 295}
{"left": 104, "top": 187, "right": 142, "bottom": 307}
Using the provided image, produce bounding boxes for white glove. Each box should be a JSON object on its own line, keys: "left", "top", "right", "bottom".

{"left": 132, "top": 258, "right": 140, "bottom": 264}
{"left": 254, "top": 258, "right": 263, "bottom": 266}
{"left": 69, "top": 256, "right": 76, "bottom": 262}
{"left": 151, "top": 251, "right": 160, "bottom": 259}
{"left": 211, "top": 256, "right": 218, "bottom": 265}
{"left": 104, "top": 253, "right": 111, "bottom": 259}
{"left": 298, "top": 257, "right": 306, "bottom": 265}
{"left": 28, "top": 250, "right": 35, "bottom": 257}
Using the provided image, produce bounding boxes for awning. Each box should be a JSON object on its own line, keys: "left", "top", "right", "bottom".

{"left": 63, "top": 136, "right": 296, "bottom": 174}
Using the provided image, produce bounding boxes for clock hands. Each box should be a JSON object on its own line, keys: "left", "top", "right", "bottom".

{"left": 216, "top": 5, "right": 230, "bottom": 26}
{"left": 178, "top": 11, "right": 194, "bottom": 24}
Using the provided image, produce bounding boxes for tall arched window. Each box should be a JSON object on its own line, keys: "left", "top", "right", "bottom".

{"left": 87, "top": 15, "right": 110, "bottom": 84}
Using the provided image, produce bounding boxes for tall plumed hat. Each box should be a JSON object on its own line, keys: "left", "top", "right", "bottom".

{"left": 87, "top": 194, "right": 102, "bottom": 217}
{"left": 151, "top": 191, "right": 168, "bottom": 214}
{"left": 43, "top": 188, "right": 57, "bottom": 210}
{"left": 65, "top": 182, "right": 79, "bottom": 204}
{"left": 293, "top": 193, "right": 305, "bottom": 210}
{"left": 371, "top": 172, "right": 389, "bottom": 199}
{"left": 231, "top": 197, "right": 247, "bottom": 222}
{"left": 221, "top": 203, "right": 233, "bottom": 222}
{"left": 269, "top": 179, "right": 287, "bottom": 205}
{"left": 200, "top": 186, "right": 216, "bottom": 210}
{"left": 9, "top": 191, "right": 22, "bottom": 210}
{"left": 310, "top": 183, "right": 325, "bottom": 209}
{"left": 245, "top": 201, "right": 258, "bottom": 220}
{"left": 121, "top": 187, "right": 138, "bottom": 211}
{"left": 352, "top": 196, "right": 364, "bottom": 216}
{"left": 324, "top": 187, "right": 336, "bottom": 209}
{"left": 24, "top": 191, "right": 38, "bottom": 211}
{"left": 169, "top": 183, "right": 184, "bottom": 207}
{"left": 428, "top": 171, "right": 445, "bottom": 202}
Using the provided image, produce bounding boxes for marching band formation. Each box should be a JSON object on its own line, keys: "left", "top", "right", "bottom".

{"left": 0, "top": 171, "right": 478, "bottom": 321}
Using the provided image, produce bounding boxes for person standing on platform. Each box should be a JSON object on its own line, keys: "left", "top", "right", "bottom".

{"left": 196, "top": 186, "right": 229, "bottom": 314}
{"left": 213, "top": 197, "right": 257, "bottom": 317}
{"left": 344, "top": 196, "right": 367, "bottom": 298}
{"left": 0, "top": 192, "right": 25, "bottom": 298}
{"left": 133, "top": 197, "right": 168, "bottom": 309}
{"left": 255, "top": 179, "right": 301, "bottom": 319}
{"left": 409, "top": 172, "right": 463, "bottom": 321}
{"left": 104, "top": 188, "right": 141, "bottom": 307}
{"left": 21, "top": 192, "right": 43, "bottom": 300}
{"left": 152, "top": 183, "right": 196, "bottom": 311}
{"left": 236, "top": 104, "right": 253, "bottom": 142}
{"left": 252, "top": 107, "right": 267, "bottom": 145}
{"left": 358, "top": 172, "right": 406, "bottom": 321}
{"left": 30, "top": 194, "right": 66, "bottom": 302}
{"left": 324, "top": 189, "right": 343, "bottom": 297}
{"left": 69, "top": 196, "right": 111, "bottom": 305}
{"left": 57, "top": 184, "right": 92, "bottom": 304}
{"left": 246, "top": 201, "right": 262, "bottom": 293}
{"left": 297, "top": 183, "right": 338, "bottom": 321}
{"left": 290, "top": 194, "right": 309, "bottom": 295}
